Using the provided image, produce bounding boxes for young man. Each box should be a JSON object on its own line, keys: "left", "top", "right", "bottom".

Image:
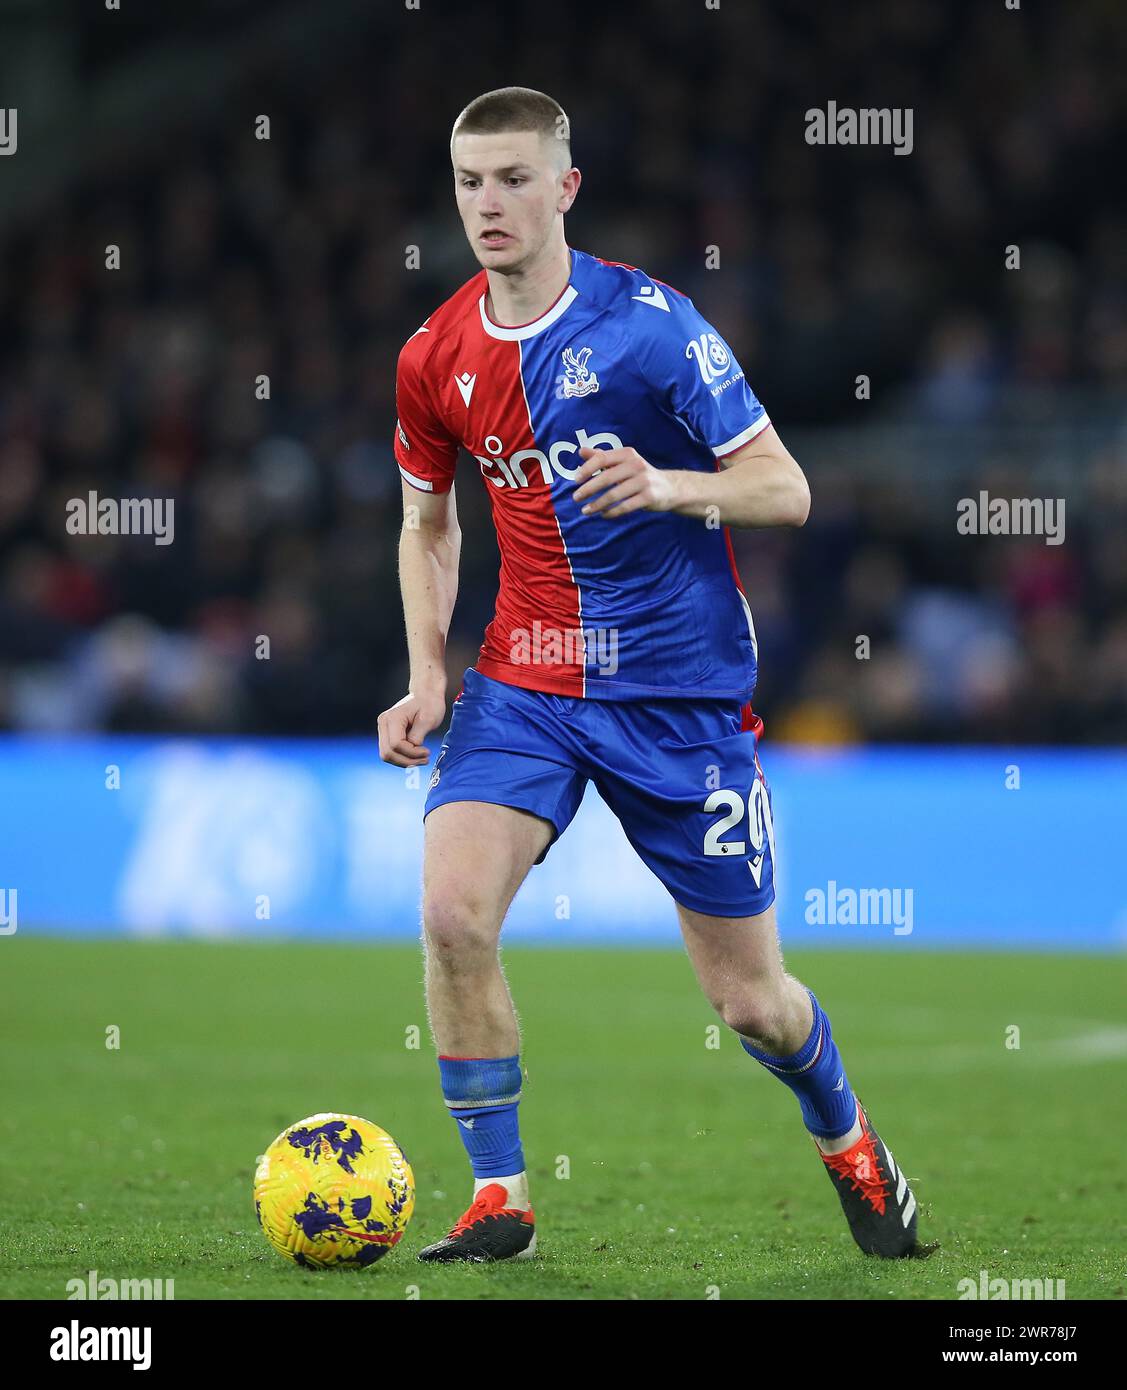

{"left": 379, "top": 87, "right": 919, "bottom": 1263}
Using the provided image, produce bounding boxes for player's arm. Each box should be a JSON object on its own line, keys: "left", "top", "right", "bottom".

{"left": 379, "top": 480, "right": 461, "bottom": 767}
{"left": 574, "top": 290, "right": 809, "bottom": 529}
{"left": 669, "top": 425, "right": 809, "bottom": 527}
{"left": 399, "top": 478, "right": 462, "bottom": 695}
{"left": 573, "top": 425, "right": 809, "bottom": 529}
{"left": 379, "top": 335, "right": 461, "bottom": 767}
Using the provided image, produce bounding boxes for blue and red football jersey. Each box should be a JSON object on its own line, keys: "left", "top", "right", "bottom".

{"left": 393, "top": 247, "right": 771, "bottom": 701}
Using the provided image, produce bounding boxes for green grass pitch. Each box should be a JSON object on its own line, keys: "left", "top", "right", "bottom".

{"left": 1, "top": 938, "right": 1123, "bottom": 1300}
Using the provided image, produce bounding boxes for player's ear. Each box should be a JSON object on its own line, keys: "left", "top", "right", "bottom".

{"left": 558, "top": 167, "right": 581, "bottom": 213}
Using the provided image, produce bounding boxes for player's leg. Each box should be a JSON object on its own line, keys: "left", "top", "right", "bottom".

{"left": 677, "top": 898, "right": 858, "bottom": 1145}
{"left": 413, "top": 667, "right": 588, "bottom": 1263}
{"left": 677, "top": 899, "right": 919, "bottom": 1257}
{"left": 591, "top": 694, "right": 918, "bottom": 1257}
{"left": 416, "top": 799, "right": 551, "bottom": 1263}
{"left": 422, "top": 799, "right": 549, "bottom": 1058}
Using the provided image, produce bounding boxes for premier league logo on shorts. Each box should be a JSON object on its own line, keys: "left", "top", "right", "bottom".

{"left": 557, "top": 346, "right": 600, "bottom": 399}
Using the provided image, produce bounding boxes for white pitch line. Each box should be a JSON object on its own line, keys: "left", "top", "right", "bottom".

{"left": 856, "top": 1028, "right": 1127, "bottom": 1075}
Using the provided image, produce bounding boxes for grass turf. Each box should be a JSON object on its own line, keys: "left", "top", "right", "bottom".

{"left": 1, "top": 938, "right": 1123, "bottom": 1300}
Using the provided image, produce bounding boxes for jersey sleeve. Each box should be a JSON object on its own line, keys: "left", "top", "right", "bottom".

{"left": 633, "top": 289, "right": 771, "bottom": 460}
{"left": 393, "top": 332, "right": 459, "bottom": 493}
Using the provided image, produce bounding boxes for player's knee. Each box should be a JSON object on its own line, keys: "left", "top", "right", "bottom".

{"left": 716, "top": 990, "right": 785, "bottom": 1046}
{"left": 422, "top": 891, "right": 500, "bottom": 961}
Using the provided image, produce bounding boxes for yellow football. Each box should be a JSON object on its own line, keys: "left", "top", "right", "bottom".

{"left": 253, "top": 1113, "right": 414, "bottom": 1269}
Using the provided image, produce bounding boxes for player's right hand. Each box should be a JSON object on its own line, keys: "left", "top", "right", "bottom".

{"left": 377, "top": 689, "right": 446, "bottom": 767}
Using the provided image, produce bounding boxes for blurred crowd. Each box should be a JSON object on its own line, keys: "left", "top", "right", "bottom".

{"left": 1, "top": 0, "right": 1125, "bottom": 742}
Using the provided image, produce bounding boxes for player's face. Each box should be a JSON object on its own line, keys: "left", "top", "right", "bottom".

{"left": 452, "top": 131, "right": 571, "bottom": 273}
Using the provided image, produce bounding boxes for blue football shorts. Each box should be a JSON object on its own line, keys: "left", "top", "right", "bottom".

{"left": 422, "top": 666, "right": 777, "bottom": 918}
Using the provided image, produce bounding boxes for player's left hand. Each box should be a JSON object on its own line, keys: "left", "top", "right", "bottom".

{"left": 573, "top": 446, "right": 678, "bottom": 519}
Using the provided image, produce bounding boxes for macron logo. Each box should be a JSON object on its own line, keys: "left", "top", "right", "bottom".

{"left": 455, "top": 371, "right": 477, "bottom": 407}
{"left": 632, "top": 283, "right": 670, "bottom": 312}
{"left": 457, "top": 1117, "right": 476, "bottom": 1130}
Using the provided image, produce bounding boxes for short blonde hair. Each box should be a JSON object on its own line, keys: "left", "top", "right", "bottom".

{"left": 451, "top": 87, "right": 571, "bottom": 168}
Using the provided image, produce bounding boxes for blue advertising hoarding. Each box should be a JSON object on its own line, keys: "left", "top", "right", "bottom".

{"left": 1, "top": 736, "right": 1123, "bottom": 949}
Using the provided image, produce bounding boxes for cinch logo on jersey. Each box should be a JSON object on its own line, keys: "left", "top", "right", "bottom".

{"left": 474, "top": 428, "right": 623, "bottom": 489}
{"left": 393, "top": 247, "right": 772, "bottom": 701}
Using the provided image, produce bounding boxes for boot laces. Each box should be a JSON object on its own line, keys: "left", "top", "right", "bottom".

{"left": 824, "top": 1132, "right": 888, "bottom": 1215}
{"left": 450, "top": 1185, "right": 510, "bottom": 1236}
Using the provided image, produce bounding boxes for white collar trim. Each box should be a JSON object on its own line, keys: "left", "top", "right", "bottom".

{"left": 478, "top": 284, "right": 579, "bottom": 341}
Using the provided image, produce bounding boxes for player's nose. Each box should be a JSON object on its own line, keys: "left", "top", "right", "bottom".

{"left": 478, "top": 182, "right": 505, "bottom": 215}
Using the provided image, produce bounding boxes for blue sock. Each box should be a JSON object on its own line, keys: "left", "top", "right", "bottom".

{"left": 437, "top": 1054, "right": 525, "bottom": 1178}
{"left": 740, "top": 991, "right": 857, "bottom": 1140}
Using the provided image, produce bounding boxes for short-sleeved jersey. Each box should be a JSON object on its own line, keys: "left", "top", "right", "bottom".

{"left": 393, "top": 247, "right": 771, "bottom": 701}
